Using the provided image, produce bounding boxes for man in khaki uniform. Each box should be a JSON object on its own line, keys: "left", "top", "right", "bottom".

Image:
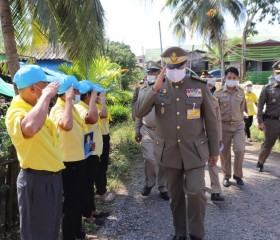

{"left": 214, "top": 67, "right": 246, "bottom": 187}
{"left": 205, "top": 79, "right": 224, "bottom": 201}
{"left": 256, "top": 61, "right": 280, "bottom": 172}
{"left": 135, "top": 47, "right": 219, "bottom": 240}
{"left": 135, "top": 61, "right": 169, "bottom": 200}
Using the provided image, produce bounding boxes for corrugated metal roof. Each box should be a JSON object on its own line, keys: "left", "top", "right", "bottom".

{"left": 22, "top": 44, "right": 70, "bottom": 61}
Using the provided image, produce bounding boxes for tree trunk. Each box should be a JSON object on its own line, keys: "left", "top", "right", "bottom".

{"left": 241, "top": 30, "right": 247, "bottom": 82}
{"left": 215, "top": 29, "right": 225, "bottom": 84}
{"left": 0, "top": 0, "right": 19, "bottom": 94}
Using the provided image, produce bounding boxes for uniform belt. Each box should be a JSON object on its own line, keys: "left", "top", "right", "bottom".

{"left": 222, "top": 121, "right": 241, "bottom": 125}
{"left": 263, "top": 115, "right": 280, "bottom": 120}
{"left": 23, "top": 168, "right": 61, "bottom": 175}
{"left": 143, "top": 124, "right": 156, "bottom": 130}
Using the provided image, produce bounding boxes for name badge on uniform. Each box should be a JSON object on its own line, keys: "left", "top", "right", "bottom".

{"left": 186, "top": 88, "right": 202, "bottom": 97}
{"left": 187, "top": 109, "right": 201, "bottom": 119}
{"left": 187, "top": 102, "right": 200, "bottom": 119}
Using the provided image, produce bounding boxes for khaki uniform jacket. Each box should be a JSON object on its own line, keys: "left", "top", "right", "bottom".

{"left": 257, "top": 83, "right": 280, "bottom": 123}
{"left": 135, "top": 75, "right": 219, "bottom": 170}
{"left": 214, "top": 85, "right": 246, "bottom": 123}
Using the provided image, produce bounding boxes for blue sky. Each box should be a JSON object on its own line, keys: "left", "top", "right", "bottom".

{"left": 101, "top": 0, "right": 280, "bottom": 56}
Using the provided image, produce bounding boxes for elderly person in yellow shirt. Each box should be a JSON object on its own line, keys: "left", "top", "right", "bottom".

{"left": 49, "top": 75, "right": 91, "bottom": 240}
{"left": 244, "top": 81, "right": 258, "bottom": 142}
{"left": 75, "top": 80, "right": 110, "bottom": 225}
{"left": 5, "top": 65, "right": 65, "bottom": 240}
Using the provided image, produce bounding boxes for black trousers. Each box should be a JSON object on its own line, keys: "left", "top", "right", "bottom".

{"left": 244, "top": 116, "right": 253, "bottom": 138}
{"left": 82, "top": 155, "right": 99, "bottom": 218}
{"left": 61, "top": 160, "right": 85, "bottom": 240}
{"left": 96, "top": 134, "right": 110, "bottom": 195}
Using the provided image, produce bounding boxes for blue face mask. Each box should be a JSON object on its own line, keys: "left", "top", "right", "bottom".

{"left": 246, "top": 87, "right": 252, "bottom": 92}
{"left": 72, "top": 94, "right": 80, "bottom": 105}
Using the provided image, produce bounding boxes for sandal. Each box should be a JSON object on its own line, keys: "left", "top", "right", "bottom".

{"left": 100, "top": 192, "right": 114, "bottom": 202}
{"left": 92, "top": 210, "right": 110, "bottom": 218}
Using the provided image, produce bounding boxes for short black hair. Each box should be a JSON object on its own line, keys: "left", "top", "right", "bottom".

{"left": 80, "top": 93, "right": 88, "bottom": 101}
{"left": 225, "top": 67, "right": 239, "bottom": 77}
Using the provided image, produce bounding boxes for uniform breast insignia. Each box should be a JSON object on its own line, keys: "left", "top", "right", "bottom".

{"left": 186, "top": 88, "right": 202, "bottom": 97}
{"left": 187, "top": 102, "right": 201, "bottom": 119}
{"left": 272, "top": 99, "right": 276, "bottom": 103}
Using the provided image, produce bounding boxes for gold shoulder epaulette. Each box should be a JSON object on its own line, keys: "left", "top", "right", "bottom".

{"left": 238, "top": 85, "right": 244, "bottom": 90}
{"left": 212, "top": 96, "right": 218, "bottom": 101}
{"left": 216, "top": 87, "right": 223, "bottom": 92}
{"left": 191, "top": 74, "right": 207, "bottom": 83}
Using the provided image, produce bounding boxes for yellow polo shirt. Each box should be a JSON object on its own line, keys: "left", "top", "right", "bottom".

{"left": 75, "top": 102, "right": 103, "bottom": 156}
{"left": 245, "top": 91, "right": 258, "bottom": 116}
{"left": 50, "top": 99, "right": 86, "bottom": 162}
{"left": 96, "top": 103, "right": 111, "bottom": 135}
{"left": 5, "top": 96, "right": 65, "bottom": 171}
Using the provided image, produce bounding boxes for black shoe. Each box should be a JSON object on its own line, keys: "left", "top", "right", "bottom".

{"left": 211, "top": 193, "right": 225, "bottom": 201}
{"left": 76, "top": 231, "right": 86, "bottom": 239}
{"left": 172, "top": 236, "right": 187, "bottom": 240}
{"left": 189, "top": 235, "right": 202, "bottom": 240}
{"left": 160, "top": 191, "right": 170, "bottom": 200}
{"left": 223, "top": 178, "right": 230, "bottom": 187}
{"left": 92, "top": 211, "right": 110, "bottom": 218}
{"left": 141, "top": 186, "right": 153, "bottom": 196}
{"left": 257, "top": 162, "right": 264, "bottom": 172}
{"left": 233, "top": 175, "right": 244, "bottom": 185}
{"left": 93, "top": 217, "right": 105, "bottom": 226}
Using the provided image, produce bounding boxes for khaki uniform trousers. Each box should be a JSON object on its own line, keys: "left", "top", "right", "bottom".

{"left": 140, "top": 125, "right": 167, "bottom": 192}
{"left": 208, "top": 164, "right": 222, "bottom": 194}
{"left": 164, "top": 166, "right": 206, "bottom": 239}
{"left": 258, "top": 119, "right": 280, "bottom": 164}
{"left": 221, "top": 122, "right": 245, "bottom": 179}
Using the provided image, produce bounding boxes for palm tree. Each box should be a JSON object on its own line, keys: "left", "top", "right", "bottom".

{"left": 163, "top": 0, "right": 243, "bottom": 78}
{"left": 0, "top": 0, "right": 105, "bottom": 91}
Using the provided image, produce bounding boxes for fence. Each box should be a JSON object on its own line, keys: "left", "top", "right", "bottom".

{"left": 0, "top": 112, "right": 19, "bottom": 237}
{"left": 245, "top": 71, "right": 271, "bottom": 85}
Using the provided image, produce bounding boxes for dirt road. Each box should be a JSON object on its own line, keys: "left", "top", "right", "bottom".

{"left": 97, "top": 142, "right": 280, "bottom": 240}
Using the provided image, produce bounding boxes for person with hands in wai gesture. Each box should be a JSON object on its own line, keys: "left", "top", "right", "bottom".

{"left": 135, "top": 47, "right": 219, "bottom": 240}
{"left": 49, "top": 75, "right": 90, "bottom": 240}
{"left": 75, "top": 81, "right": 110, "bottom": 227}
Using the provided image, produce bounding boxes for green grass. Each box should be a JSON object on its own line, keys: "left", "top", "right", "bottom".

{"left": 251, "top": 126, "right": 280, "bottom": 153}
{"left": 107, "top": 119, "right": 140, "bottom": 191}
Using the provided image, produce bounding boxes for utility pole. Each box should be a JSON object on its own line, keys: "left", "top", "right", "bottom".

{"left": 159, "top": 21, "right": 163, "bottom": 66}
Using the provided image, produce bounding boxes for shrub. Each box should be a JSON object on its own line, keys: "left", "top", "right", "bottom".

{"left": 108, "top": 105, "right": 131, "bottom": 124}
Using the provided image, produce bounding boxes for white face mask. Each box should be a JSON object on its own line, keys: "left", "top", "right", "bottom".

{"left": 166, "top": 68, "right": 186, "bottom": 83}
{"left": 246, "top": 87, "right": 252, "bottom": 92}
{"left": 226, "top": 80, "right": 239, "bottom": 87}
{"left": 72, "top": 94, "right": 80, "bottom": 105}
{"left": 146, "top": 75, "right": 156, "bottom": 82}
{"left": 275, "top": 74, "right": 280, "bottom": 82}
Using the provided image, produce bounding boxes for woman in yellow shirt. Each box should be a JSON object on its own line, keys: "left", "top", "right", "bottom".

{"left": 244, "top": 81, "right": 258, "bottom": 142}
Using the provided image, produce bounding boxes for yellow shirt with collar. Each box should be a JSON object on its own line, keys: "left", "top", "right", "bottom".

{"left": 245, "top": 91, "right": 258, "bottom": 116}
{"left": 49, "top": 99, "right": 86, "bottom": 162}
{"left": 96, "top": 103, "right": 111, "bottom": 135}
{"left": 5, "top": 96, "right": 65, "bottom": 171}
{"left": 75, "top": 102, "right": 103, "bottom": 156}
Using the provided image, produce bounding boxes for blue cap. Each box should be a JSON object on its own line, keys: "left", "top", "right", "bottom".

{"left": 13, "top": 65, "right": 54, "bottom": 89}
{"left": 93, "top": 83, "right": 110, "bottom": 93}
{"left": 79, "top": 80, "right": 93, "bottom": 94}
{"left": 58, "top": 75, "right": 81, "bottom": 94}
